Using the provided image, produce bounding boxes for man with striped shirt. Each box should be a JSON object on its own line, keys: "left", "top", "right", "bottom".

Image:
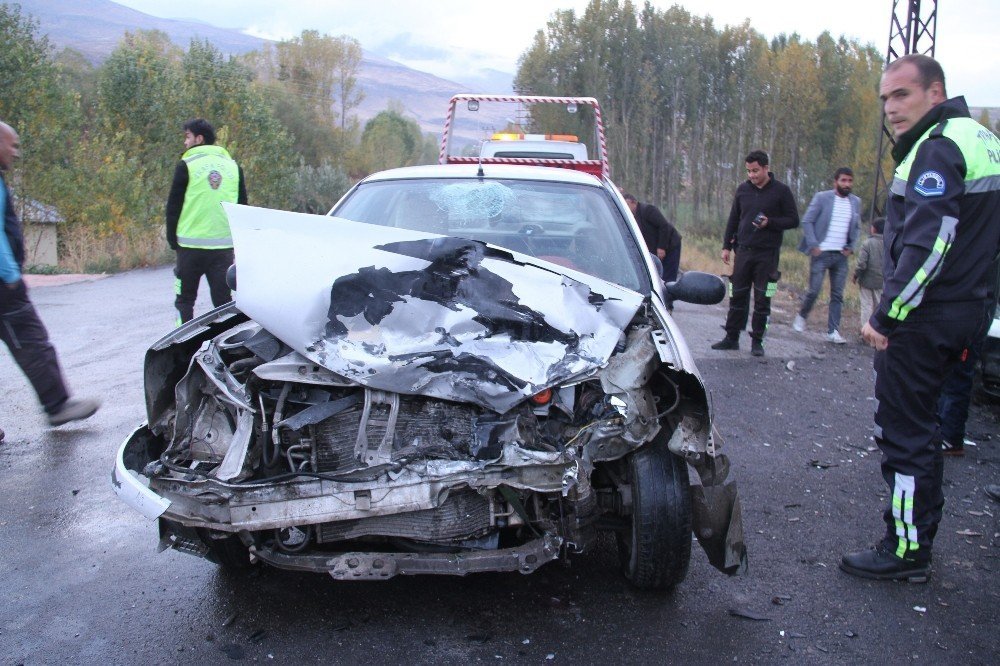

{"left": 793, "top": 168, "right": 861, "bottom": 343}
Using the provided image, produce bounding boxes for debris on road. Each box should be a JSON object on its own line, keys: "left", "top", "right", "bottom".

{"left": 728, "top": 608, "right": 772, "bottom": 621}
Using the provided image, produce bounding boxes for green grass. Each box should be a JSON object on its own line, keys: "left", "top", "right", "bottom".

{"left": 680, "top": 232, "right": 862, "bottom": 313}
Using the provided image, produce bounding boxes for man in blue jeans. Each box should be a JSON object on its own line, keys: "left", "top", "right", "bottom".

{"left": 793, "top": 167, "right": 861, "bottom": 343}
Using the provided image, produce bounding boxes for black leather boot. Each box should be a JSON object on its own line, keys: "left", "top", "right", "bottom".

{"left": 840, "top": 543, "right": 931, "bottom": 583}
{"left": 711, "top": 336, "right": 739, "bottom": 350}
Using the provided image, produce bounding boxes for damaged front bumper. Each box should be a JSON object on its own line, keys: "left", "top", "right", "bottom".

{"left": 114, "top": 424, "right": 586, "bottom": 533}
{"left": 112, "top": 425, "right": 171, "bottom": 520}
{"left": 251, "top": 532, "right": 563, "bottom": 580}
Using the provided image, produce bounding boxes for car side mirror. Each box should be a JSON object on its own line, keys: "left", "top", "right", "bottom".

{"left": 226, "top": 264, "right": 237, "bottom": 291}
{"left": 665, "top": 271, "right": 725, "bottom": 305}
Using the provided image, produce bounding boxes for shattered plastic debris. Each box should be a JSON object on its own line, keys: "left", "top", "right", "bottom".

{"left": 727, "top": 608, "right": 772, "bottom": 621}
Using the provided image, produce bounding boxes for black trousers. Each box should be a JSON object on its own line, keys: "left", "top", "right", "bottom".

{"left": 724, "top": 246, "right": 781, "bottom": 342}
{"left": 873, "top": 301, "right": 985, "bottom": 559}
{"left": 0, "top": 280, "right": 70, "bottom": 414}
{"left": 174, "top": 247, "right": 234, "bottom": 324}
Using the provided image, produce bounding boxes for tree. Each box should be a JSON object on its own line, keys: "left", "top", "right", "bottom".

{"left": 244, "top": 31, "right": 364, "bottom": 167}
{"left": 357, "top": 107, "right": 433, "bottom": 174}
{"left": 289, "top": 162, "right": 350, "bottom": 214}
{"left": 514, "top": 0, "right": 882, "bottom": 233}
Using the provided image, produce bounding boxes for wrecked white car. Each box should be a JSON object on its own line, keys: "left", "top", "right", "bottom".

{"left": 113, "top": 164, "right": 746, "bottom": 589}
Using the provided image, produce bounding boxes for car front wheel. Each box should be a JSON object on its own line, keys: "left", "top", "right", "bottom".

{"left": 615, "top": 436, "right": 692, "bottom": 590}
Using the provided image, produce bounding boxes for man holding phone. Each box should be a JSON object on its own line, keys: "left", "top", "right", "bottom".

{"left": 713, "top": 150, "right": 800, "bottom": 356}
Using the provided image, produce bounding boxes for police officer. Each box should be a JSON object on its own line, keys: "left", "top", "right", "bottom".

{"left": 841, "top": 55, "right": 1000, "bottom": 582}
{"left": 165, "top": 118, "right": 247, "bottom": 325}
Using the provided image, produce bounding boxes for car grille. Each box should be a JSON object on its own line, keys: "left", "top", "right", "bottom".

{"left": 311, "top": 398, "right": 478, "bottom": 472}
{"left": 316, "top": 490, "right": 492, "bottom": 543}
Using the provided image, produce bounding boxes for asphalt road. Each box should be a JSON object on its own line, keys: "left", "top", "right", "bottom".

{"left": 1, "top": 267, "right": 997, "bottom": 665}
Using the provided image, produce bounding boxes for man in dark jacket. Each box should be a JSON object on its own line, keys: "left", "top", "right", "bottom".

{"left": 712, "top": 150, "right": 800, "bottom": 356}
{"left": 841, "top": 54, "right": 1000, "bottom": 582}
{"left": 0, "top": 121, "right": 100, "bottom": 427}
{"left": 622, "top": 192, "right": 682, "bottom": 283}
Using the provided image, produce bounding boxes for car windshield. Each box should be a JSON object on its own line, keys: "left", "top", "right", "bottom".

{"left": 331, "top": 178, "right": 648, "bottom": 292}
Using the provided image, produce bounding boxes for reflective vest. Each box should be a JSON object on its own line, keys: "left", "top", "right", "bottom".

{"left": 177, "top": 145, "right": 239, "bottom": 249}
{"left": 880, "top": 115, "right": 1000, "bottom": 325}
{"left": 891, "top": 117, "right": 1000, "bottom": 197}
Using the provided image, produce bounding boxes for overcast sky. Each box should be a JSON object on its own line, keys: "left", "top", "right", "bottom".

{"left": 115, "top": 0, "right": 999, "bottom": 106}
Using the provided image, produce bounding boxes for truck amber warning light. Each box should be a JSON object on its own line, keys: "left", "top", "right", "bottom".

{"left": 491, "top": 133, "right": 580, "bottom": 143}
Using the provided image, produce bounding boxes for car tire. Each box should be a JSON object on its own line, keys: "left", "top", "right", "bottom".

{"left": 198, "top": 529, "right": 256, "bottom": 570}
{"left": 615, "top": 436, "right": 692, "bottom": 590}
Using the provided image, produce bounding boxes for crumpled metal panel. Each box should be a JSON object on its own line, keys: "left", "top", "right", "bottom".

{"left": 225, "top": 205, "right": 643, "bottom": 413}
{"left": 689, "top": 453, "right": 748, "bottom": 575}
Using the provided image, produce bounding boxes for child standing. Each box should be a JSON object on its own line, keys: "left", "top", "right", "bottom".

{"left": 853, "top": 217, "right": 884, "bottom": 333}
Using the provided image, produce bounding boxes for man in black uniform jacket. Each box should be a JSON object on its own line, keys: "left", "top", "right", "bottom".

{"left": 840, "top": 54, "right": 1000, "bottom": 583}
{"left": 712, "top": 150, "right": 799, "bottom": 356}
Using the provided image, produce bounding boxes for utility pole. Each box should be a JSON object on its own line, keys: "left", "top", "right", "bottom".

{"left": 870, "top": 0, "right": 938, "bottom": 222}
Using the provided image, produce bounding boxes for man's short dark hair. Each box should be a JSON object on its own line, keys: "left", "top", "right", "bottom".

{"left": 621, "top": 191, "right": 637, "bottom": 203}
{"left": 834, "top": 167, "right": 854, "bottom": 179}
{"left": 745, "top": 150, "right": 769, "bottom": 167}
{"left": 183, "top": 118, "right": 216, "bottom": 145}
{"left": 886, "top": 54, "right": 947, "bottom": 97}
{"left": 872, "top": 217, "right": 885, "bottom": 234}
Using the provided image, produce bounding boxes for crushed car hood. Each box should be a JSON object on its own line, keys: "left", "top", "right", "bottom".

{"left": 224, "top": 205, "right": 644, "bottom": 413}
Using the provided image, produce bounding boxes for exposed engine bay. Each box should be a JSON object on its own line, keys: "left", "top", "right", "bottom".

{"left": 118, "top": 302, "right": 745, "bottom": 584}
{"left": 114, "top": 205, "right": 746, "bottom": 589}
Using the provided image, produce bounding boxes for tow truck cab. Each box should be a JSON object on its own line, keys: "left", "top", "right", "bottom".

{"left": 480, "top": 133, "right": 589, "bottom": 161}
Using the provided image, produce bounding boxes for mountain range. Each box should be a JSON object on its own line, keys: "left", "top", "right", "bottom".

{"left": 10, "top": 0, "right": 515, "bottom": 136}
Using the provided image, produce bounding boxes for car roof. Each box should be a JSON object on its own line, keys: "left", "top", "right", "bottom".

{"left": 358, "top": 163, "right": 607, "bottom": 187}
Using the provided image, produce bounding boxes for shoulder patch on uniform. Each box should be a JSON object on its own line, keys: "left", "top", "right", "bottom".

{"left": 914, "top": 170, "right": 945, "bottom": 197}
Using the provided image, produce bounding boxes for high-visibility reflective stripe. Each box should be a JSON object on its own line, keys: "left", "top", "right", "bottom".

{"left": 965, "top": 174, "right": 1000, "bottom": 193}
{"left": 177, "top": 236, "right": 233, "bottom": 248}
{"left": 728, "top": 282, "right": 733, "bottom": 298}
{"left": 183, "top": 153, "right": 208, "bottom": 164}
{"left": 765, "top": 281, "right": 778, "bottom": 297}
{"left": 890, "top": 177, "right": 907, "bottom": 196}
{"left": 174, "top": 277, "right": 181, "bottom": 295}
{"left": 893, "top": 473, "right": 918, "bottom": 558}
{"left": 887, "top": 215, "right": 957, "bottom": 320}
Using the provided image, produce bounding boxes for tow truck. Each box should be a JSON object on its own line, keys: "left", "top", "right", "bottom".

{"left": 439, "top": 94, "right": 609, "bottom": 178}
